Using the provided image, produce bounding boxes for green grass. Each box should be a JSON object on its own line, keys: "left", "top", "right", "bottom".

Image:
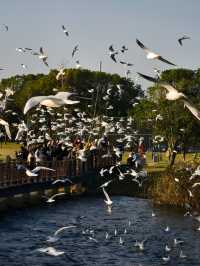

{"left": 0, "top": 143, "right": 21, "bottom": 161}
{"left": 122, "top": 151, "right": 199, "bottom": 173}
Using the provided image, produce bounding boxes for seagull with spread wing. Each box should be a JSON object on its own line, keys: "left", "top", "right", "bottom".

{"left": 32, "top": 47, "right": 49, "bottom": 67}
{"left": 0, "top": 119, "right": 11, "bottom": 140}
{"left": 109, "top": 45, "right": 118, "bottom": 63}
{"left": 17, "top": 164, "right": 55, "bottom": 177}
{"left": 23, "top": 91, "right": 79, "bottom": 114}
{"left": 72, "top": 45, "right": 79, "bottom": 57}
{"left": 62, "top": 25, "right": 69, "bottom": 36}
{"left": 136, "top": 39, "right": 176, "bottom": 66}
{"left": 178, "top": 35, "right": 191, "bottom": 46}
{"left": 159, "top": 83, "right": 200, "bottom": 120}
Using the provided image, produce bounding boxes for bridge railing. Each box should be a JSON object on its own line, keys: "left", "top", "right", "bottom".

{"left": 0, "top": 153, "right": 115, "bottom": 189}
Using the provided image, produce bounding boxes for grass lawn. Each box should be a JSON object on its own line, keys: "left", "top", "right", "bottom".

{"left": 122, "top": 151, "right": 199, "bottom": 173}
{"left": 0, "top": 142, "right": 21, "bottom": 161}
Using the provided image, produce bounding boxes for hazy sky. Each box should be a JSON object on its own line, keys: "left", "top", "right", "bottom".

{"left": 0, "top": 0, "right": 200, "bottom": 89}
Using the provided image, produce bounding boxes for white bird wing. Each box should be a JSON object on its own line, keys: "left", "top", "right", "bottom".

{"left": 54, "top": 225, "right": 77, "bottom": 236}
{"left": 183, "top": 100, "right": 200, "bottom": 120}
{"left": 160, "top": 83, "right": 180, "bottom": 95}
{"left": 50, "top": 192, "right": 66, "bottom": 200}
{"left": 102, "top": 187, "right": 112, "bottom": 203}
{"left": 4, "top": 124, "right": 11, "bottom": 139}
{"left": 55, "top": 91, "right": 74, "bottom": 99}
{"left": 23, "top": 96, "right": 47, "bottom": 114}
{"left": 0, "top": 119, "right": 11, "bottom": 139}
{"left": 32, "top": 166, "right": 55, "bottom": 173}
{"left": 63, "top": 99, "right": 80, "bottom": 105}
{"left": 40, "top": 97, "right": 64, "bottom": 107}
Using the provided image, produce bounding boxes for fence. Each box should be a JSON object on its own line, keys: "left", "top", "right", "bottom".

{"left": 0, "top": 153, "right": 114, "bottom": 190}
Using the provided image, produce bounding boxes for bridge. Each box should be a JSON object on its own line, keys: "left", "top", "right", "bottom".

{"left": 0, "top": 153, "right": 115, "bottom": 208}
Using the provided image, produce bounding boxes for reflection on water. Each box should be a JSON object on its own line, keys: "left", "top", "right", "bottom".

{"left": 0, "top": 196, "right": 200, "bottom": 266}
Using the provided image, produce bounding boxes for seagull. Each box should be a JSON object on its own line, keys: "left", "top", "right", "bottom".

{"left": 183, "top": 100, "right": 200, "bottom": 121}
{"left": 99, "top": 179, "right": 113, "bottom": 188}
{"left": 62, "top": 25, "right": 69, "bottom": 36}
{"left": 72, "top": 45, "right": 79, "bottom": 57}
{"left": 88, "top": 236, "right": 98, "bottom": 243}
{"left": 23, "top": 92, "right": 79, "bottom": 114}
{"left": 54, "top": 225, "right": 77, "bottom": 236}
{"left": 134, "top": 240, "right": 146, "bottom": 251}
{"left": 75, "top": 60, "right": 81, "bottom": 69}
{"left": 137, "top": 72, "right": 158, "bottom": 83}
{"left": 102, "top": 187, "right": 113, "bottom": 206}
{"left": 178, "top": 35, "right": 190, "bottom": 46}
{"left": 179, "top": 250, "right": 187, "bottom": 258}
{"left": 33, "top": 47, "right": 49, "bottom": 67}
{"left": 46, "top": 192, "right": 66, "bottom": 203}
{"left": 109, "top": 51, "right": 118, "bottom": 63}
{"left": 99, "top": 168, "right": 108, "bottom": 177}
{"left": 120, "top": 61, "right": 133, "bottom": 67}
{"left": 21, "top": 64, "right": 28, "bottom": 69}
{"left": 165, "top": 245, "right": 171, "bottom": 252}
{"left": 109, "top": 45, "right": 115, "bottom": 52}
{"left": 56, "top": 67, "right": 65, "bottom": 80}
{"left": 0, "top": 118, "right": 11, "bottom": 139}
{"left": 17, "top": 165, "right": 55, "bottom": 177}
{"left": 52, "top": 178, "right": 73, "bottom": 185}
{"left": 121, "top": 45, "right": 128, "bottom": 53}
{"left": 136, "top": 39, "right": 176, "bottom": 66}
{"left": 164, "top": 226, "right": 170, "bottom": 232}
{"left": 192, "top": 182, "right": 200, "bottom": 188}
{"left": 162, "top": 256, "right": 170, "bottom": 262}
{"left": 37, "top": 247, "right": 65, "bottom": 256}
{"left": 2, "top": 24, "right": 8, "bottom": 31}
{"left": 187, "top": 189, "right": 194, "bottom": 198}
{"left": 190, "top": 166, "right": 200, "bottom": 180}
{"left": 160, "top": 84, "right": 186, "bottom": 101}
{"left": 119, "top": 237, "right": 124, "bottom": 245}
{"left": 174, "top": 238, "right": 184, "bottom": 246}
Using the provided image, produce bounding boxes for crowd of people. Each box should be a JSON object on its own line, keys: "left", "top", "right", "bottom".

{"left": 15, "top": 134, "right": 146, "bottom": 170}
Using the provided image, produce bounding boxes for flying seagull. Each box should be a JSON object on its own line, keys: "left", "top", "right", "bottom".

{"left": 136, "top": 39, "right": 176, "bottom": 66}
{"left": 161, "top": 84, "right": 200, "bottom": 120}
{"left": 109, "top": 51, "right": 118, "bottom": 63}
{"left": 120, "top": 61, "right": 133, "bottom": 67}
{"left": 2, "top": 24, "right": 8, "bottom": 31}
{"left": 102, "top": 187, "right": 113, "bottom": 206}
{"left": 62, "top": 25, "right": 69, "bottom": 36}
{"left": 137, "top": 72, "right": 158, "bottom": 83}
{"left": 17, "top": 164, "right": 55, "bottom": 177}
{"left": 72, "top": 45, "right": 79, "bottom": 57}
{"left": 23, "top": 92, "right": 79, "bottom": 114}
{"left": 121, "top": 45, "right": 128, "bottom": 53}
{"left": 0, "top": 118, "right": 11, "bottom": 139}
{"left": 32, "top": 47, "right": 49, "bottom": 67}
{"left": 178, "top": 35, "right": 191, "bottom": 46}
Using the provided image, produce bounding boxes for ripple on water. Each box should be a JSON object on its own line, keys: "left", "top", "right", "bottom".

{"left": 0, "top": 196, "right": 200, "bottom": 266}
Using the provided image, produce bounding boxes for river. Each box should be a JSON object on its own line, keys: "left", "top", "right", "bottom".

{"left": 0, "top": 196, "right": 199, "bottom": 266}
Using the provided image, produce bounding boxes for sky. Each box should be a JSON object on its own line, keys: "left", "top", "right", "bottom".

{"left": 0, "top": 0, "right": 200, "bottom": 90}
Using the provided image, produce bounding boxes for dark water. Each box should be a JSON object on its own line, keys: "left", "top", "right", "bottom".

{"left": 0, "top": 196, "right": 200, "bottom": 266}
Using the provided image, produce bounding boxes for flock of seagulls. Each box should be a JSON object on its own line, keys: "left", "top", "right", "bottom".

{"left": 0, "top": 19, "right": 200, "bottom": 266}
